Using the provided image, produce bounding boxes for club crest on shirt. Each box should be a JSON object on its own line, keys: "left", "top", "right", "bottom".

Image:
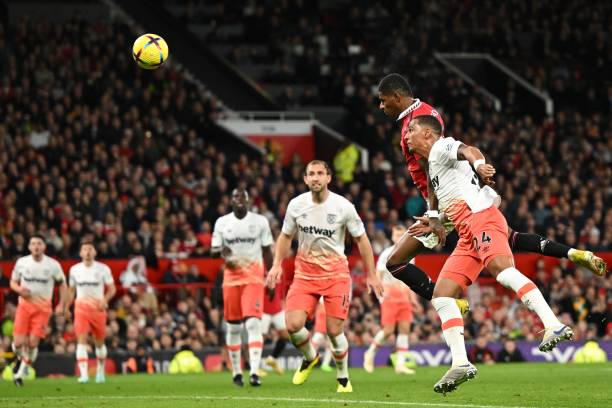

{"left": 327, "top": 214, "right": 337, "bottom": 224}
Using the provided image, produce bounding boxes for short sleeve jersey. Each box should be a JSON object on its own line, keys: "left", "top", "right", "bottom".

{"left": 69, "top": 261, "right": 114, "bottom": 309}
{"left": 212, "top": 211, "right": 273, "bottom": 286}
{"left": 376, "top": 246, "right": 412, "bottom": 304}
{"left": 11, "top": 255, "right": 65, "bottom": 306}
{"left": 428, "top": 137, "right": 500, "bottom": 222}
{"left": 282, "top": 191, "right": 365, "bottom": 280}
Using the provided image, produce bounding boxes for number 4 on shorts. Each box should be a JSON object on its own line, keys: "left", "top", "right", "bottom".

{"left": 481, "top": 232, "right": 492, "bottom": 243}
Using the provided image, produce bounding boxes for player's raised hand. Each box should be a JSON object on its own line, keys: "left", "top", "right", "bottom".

{"left": 429, "top": 217, "right": 446, "bottom": 247}
{"left": 266, "top": 264, "right": 283, "bottom": 289}
{"left": 367, "top": 272, "right": 384, "bottom": 300}
{"left": 408, "top": 216, "right": 433, "bottom": 237}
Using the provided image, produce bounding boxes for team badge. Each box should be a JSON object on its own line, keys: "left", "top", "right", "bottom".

{"left": 327, "top": 214, "right": 337, "bottom": 224}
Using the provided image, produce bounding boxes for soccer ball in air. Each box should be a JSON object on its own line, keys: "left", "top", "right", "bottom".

{"left": 132, "top": 34, "right": 169, "bottom": 70}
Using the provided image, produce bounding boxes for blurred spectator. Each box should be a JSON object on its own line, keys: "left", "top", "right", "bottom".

{"left": 469, "top": 336, "right": 496, "bottom": 364}
{"left": 496, "top": 339, "right": 525, "bottom": 363}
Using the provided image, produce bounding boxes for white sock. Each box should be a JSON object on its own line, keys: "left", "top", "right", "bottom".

{"left": 28, "top": 347, "right": 38, "bottom": 364}
{"left": 330, "top": 333, "right": 349, "bottom": 379}
{"left": 396, "top": 334, "right": 409, "bottom": 368}
{"left": 95, "top": 345, "right": 107, "bottom": 376}
{"left": 432, "top": 297, "right": 469, "bottom": 367}
{"left": 76, "top": 344, "right": 89, "bottom": 378}
{"left": 15, "top": 346, "right": 29, "bottom": 379}
{"left": 311, "top": 331, "right": 326, "bottom": 349}
{"left": 245, "top": 318, "right": 263, "bottom": 375}
{"left": 226, "top": 323, "right": 243, "bottom": 376}
{"left": 496, "top": 267, "right": 561, "bottom": 328}
{"left": 367, "top": 330, "right": 385, "bottom": 354}
{"left": 289, "top": 327, "right": 317, "bottom": 361}
{"left": 322, "top": 339, "right": 333, "bottom": 366}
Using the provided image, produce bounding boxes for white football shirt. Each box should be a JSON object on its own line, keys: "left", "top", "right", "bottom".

{"left": 428, "top": 137, "right": 500, "bottom": 221}
{"left": 282, "top": 191, "right": 365, "bottom": 280}
{"left": 11, "top": 255, "right": 65, "bottom": 304}
{"left": 69, "top": 261, "right": 114, "bottom": 307}
{"left": 212, "top": 211, "right": 273, "bottom": 285}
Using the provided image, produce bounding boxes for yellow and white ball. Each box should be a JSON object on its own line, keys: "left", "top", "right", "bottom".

{"left": 132, "top": 34, "right": 169, "bottom": 70}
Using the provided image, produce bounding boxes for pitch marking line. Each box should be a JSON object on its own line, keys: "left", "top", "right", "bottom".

{"left": 0, "top": 394, "right": 544, "bottom": 408}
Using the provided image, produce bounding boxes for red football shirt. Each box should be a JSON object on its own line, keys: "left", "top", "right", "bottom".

{"left": 399, "top": 99, "right": 445, "bottom": 199}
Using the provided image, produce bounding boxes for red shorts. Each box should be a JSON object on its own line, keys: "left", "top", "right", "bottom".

{"left": 313, "top": 303, "right": 327, "bottom": 333}
{"left": 286, "top": 278, "right": 351, "bottom": 321}
{"left": 75, "top": 305, "right": 107, "bottom": 340}
{"left": 14, "top": 301, "right": 52, "bottom": 339}
{"left": 223, "top": 283, "right": 264, "bottom": 322}
{"left": 381, "top": 301, "right": 413, "bottom": 326}
{"left": 441, "top": 205, "right": 511, "bottom": 289}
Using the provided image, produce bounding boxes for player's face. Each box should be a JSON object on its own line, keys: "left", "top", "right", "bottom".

{"left": 378, "top": 91, "right": 401, "bottom": 119}
{"left": 231, "top": 189, "right": 249, "bottom": 212}
{"left": 80, "top": 244, "right": 97, "bottom": 261}
{"left": 28, "top": 237, "right": 46, "bottom": 257}
{"left": 304, "top": 163, "right": 331, "bottom": 193}
{"left": 405, "top": 120, "right": 427, "bottom": 154}
{"left": 391, "top": 226, "right": 407, "bottom": 244}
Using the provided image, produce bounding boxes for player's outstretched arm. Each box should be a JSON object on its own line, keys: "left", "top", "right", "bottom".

{"left": 457, "top": 144, "right": 496, "bottom": 186}
{"left": 353, "top": 233, "right": 384, "bottom": 299}
{"left": 266, "top": 232, "right": 293, "bottom": 289}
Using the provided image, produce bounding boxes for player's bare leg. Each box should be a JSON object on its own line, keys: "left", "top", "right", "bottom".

{"left": 94, "top": 338, "right": 107, "bottom": 383}
{"left": 286, "top": 310, "right": 319, "bottom": 385}
{"left": 363, "top": 324, "right": 394, "bottom": 373}
{"left": 487, "top": 255, "right": 573, "bottom": 352}
{"left": 508, "top": 229, "right": 607, "bottom": 276}
{"left": 326, "top": 316, "right": 351, "bottom": 393}
{"left": 394, "top": 320, "right": 415, "bottom": 375}
{"left": 432, "top": 278, "right": 477, "bottom": 395}
{"left": 76, "top": 333, "right": 90, "bottom": 383}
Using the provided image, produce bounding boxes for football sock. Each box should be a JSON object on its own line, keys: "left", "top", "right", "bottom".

{"left": 330, "top": 334, "right": 349, "bottom": 379}
{"left": 496, "top": 267, "right": 561, "bottom": 328}
{"left": 76, "top": 344, "right": 88, "bottom": 378}
{"left": 226, "top": 323, "right": 243, "bottom": 376}
{"left": 367, "top": 330, "right": 386, "bottom": 355}
{"left": 322, "top": 345, "right": 333, "bottom": 366}
{"left": 311, "top": 331, "right": 326, "bottom": 349}
{"left": 432, "top": 297, "right": 469, "bottom": 367}
{"left": 396, "top": 334, "right": 409, "bottom": 368}
{"left": 271, "top": 338, "right": 287, "bottom": 359}
{"left": 28, "top": 347, "right": 38, "bottom": 364}
{"left": 245, "top": 318, "right": 263, "bottom": 375}
{"left": 289, "top": 327, "right": 317, "bottom": 362}
{"left": 387, "top": 262, "right": 435, "bottom": 300}
{"left": 15, "top": 346, "right": 29, "bottom": 379}
{"left": 95, "top": 345, "right": 107, "bottom": 376}
{"left": 509, "top": 232, "right": 571, "bottom": 259}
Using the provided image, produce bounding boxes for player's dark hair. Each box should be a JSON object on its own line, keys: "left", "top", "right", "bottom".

{"left": 304, "top": 160, "right": 332, "bottom": 176}
{"left": 80, "top": 240, "right": 95, "bottom": 249}
{"left": 378, "top": 73, "right": 413, "bottom": 97}
{"left": 29, "top": 233, "right": 46, "bottom": 243}
{"left": 413, "top": 115, "right": 443, "bottom": 135}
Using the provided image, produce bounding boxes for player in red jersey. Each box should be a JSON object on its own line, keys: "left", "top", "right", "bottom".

{"left": 376, "top": 73, "right": 607, "bottom": 301}
{"left": 261, "top": 284, "right": 289, "bottom": 374}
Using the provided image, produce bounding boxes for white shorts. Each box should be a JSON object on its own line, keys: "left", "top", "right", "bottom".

{"left": 261, "top": 311, "right": 286, "bottom": 333}
{"left": 412, "top": 219, "right": 455, "bottom": 249}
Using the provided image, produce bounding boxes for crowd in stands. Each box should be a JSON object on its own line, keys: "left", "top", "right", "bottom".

{"left": 0, "top": 3, "right": 610, "bottom": 361}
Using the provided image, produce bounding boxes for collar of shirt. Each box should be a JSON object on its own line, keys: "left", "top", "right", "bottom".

{"left": 397, "top": 98, "right": 422, "bottom": 121}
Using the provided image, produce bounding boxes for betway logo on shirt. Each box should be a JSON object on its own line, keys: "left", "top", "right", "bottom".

{"left": 226, "top": 237, "right": 257, "bottom": 245}
{"left": 298, "top": 225, "right": 335, "bottom": 237}
{"left": 76, "top": 281, "right": 101, "bottom": 287}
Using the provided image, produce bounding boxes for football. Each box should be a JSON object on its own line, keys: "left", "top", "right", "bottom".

{"left": 132, "top": 34, "right": 169, "bottom": 70}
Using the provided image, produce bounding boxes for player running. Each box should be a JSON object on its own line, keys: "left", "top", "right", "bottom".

{"left": 364, "top": 224, "right": 421, "bottom": 375}
{"left": 266, "top": 160, "right": 384, "bottom": 393}
{"left": 68, "top": 242, "right": 116, "bottom": 384}
{"left": 10, "top": 234, "right": 68, "bottom": 386}
{"left": 261, "top": 284, "right": 289, "bottom": 375}
{"left": 376, "top": 73, "right": 607, "bottom": 303}
{"left": 212, "top": 188, "right": 273, "bottom": 387}
{"left": 407, "top": 115, "right": 573, "bottom": 394}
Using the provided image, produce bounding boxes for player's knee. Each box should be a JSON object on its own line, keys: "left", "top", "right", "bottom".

{"left": 28, "top": 338, "right": 39, "bottom": 349}
{"left": 244, "top": 317, "right": 261, "bottom": 333}
{"left": 432, "top": 278, "right": 462, "bottom": 298}
{"left": 487, "top": 256, "right": 514, "bottom": 277}
{"left": 285, "top": 318, "right": 303, "bottom": 334}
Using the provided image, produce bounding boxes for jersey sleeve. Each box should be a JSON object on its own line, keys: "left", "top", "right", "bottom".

{"left": 211, "top": 218, "right": 224, "bottom": 249}
{"left": 345, "top": 203, "right": 366, "bottom": 237}
{"left": 376, "top": 247, "right": 391, "bottom": 271}
{"left": 53, "top": 261, "right": 66, "bottom": 283}
{"left": 68, "top": 266, "right": 76, "bottom": 287}
{"left": 260, "top": 217, "right": 274, "bottom": 247}
{"left": 281, "top": 200, "right": 298, "bottom": 236}
{"left": 433, "top": 138, "right": 463, "bottom": 166}
{"left": 11, "top": 259, "right": 24, "bottom": 281}
{"left": 103, "top": 265, "right": 114, "bottom": 285}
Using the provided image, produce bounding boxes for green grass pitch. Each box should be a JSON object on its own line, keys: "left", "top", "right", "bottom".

{"left": 1, "top": 363, "right": 610, "bottom": 408}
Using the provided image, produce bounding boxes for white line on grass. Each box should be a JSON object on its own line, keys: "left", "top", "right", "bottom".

{"left": 0, "top": 394, "right": 541, "bottom": 408}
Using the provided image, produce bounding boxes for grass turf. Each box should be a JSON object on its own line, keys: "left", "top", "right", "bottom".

{"left": 0, "top": 362, "right": 610, "bottom": 408}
